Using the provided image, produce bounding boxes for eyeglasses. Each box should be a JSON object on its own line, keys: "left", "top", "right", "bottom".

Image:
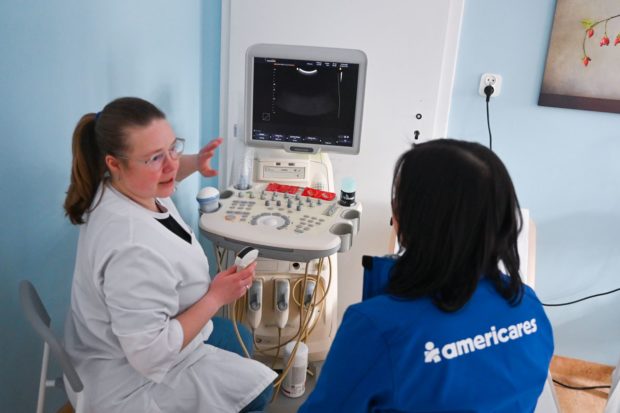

{"left": 117, "top": 138, "right": 185, "bottom": 170}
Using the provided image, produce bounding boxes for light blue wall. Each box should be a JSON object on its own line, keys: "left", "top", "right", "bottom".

{"left": 0, "top": 0, "right": 221, "bottom": 410}
{"left": 449, "top": 0, "right": 620, "bottom": 364}
{"left": 201, "top": 0, "right": 222, "bottom": 181}
{"left": 199, "top": 0, "right": 222, "bottom": 268}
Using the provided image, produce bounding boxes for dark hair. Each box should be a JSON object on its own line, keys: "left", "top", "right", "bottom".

{"left": 387, "top": 139, "right": 523, "bottom": 311}
{"left": 64, "top": 97, "right": 165, "bottom": 224}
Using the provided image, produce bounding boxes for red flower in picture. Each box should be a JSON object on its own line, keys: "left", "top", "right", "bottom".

{"left": 581, "top": 15, "right": 620, "bottom": 66}
{"left": 600, "top": 35, "right": 610, "bottom": 46}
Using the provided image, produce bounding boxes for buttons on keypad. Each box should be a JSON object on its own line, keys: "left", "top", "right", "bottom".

{"left": 218, "top": 187, "right": 348, "bottom": 236}
{"left": 323, "top": 204, "right": 340, "bottom": 216}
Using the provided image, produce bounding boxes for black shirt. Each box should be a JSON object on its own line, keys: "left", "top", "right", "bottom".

{"left": 156, "top": 215, "right": 192, "bottom": 244}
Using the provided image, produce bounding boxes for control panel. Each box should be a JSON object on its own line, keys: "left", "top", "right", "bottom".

{"left": 199, "top": 182, "right": 361, "bottom": 262}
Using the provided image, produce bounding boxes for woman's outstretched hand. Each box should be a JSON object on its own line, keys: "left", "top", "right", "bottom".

{"left": 197, "top": 137, "right": 224, "bottom": 177}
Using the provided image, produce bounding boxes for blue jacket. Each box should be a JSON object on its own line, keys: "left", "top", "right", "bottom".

{"left": 298, "top": 277, "right": 553, "bottom": 412}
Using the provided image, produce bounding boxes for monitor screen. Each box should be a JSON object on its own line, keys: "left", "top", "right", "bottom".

{"left": 245, "top": 44, "right": 366, "bottom": 154}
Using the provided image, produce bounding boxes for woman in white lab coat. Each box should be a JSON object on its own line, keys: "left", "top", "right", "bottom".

{"left": 63, "top": 97, "right": 276, "bottom": 412}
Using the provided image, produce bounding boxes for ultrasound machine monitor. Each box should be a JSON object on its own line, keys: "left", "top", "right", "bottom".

{"left": 245, "top": 44, "right": 367, "bottom": 155}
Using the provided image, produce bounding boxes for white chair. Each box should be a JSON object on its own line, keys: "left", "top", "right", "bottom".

{"left": 604, "top": 357, "right": 620, "bottom": 413}
{"left": 19, "top": 280, "right": 84, "bottom": 413}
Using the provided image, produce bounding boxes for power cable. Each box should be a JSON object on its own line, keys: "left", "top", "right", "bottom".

{"left": 484, "top": 85, "right": 494, "bottom": 150}
{"left": 542, "top": 287, "right": 620, "bottom": 307}
{"left": 552, "top": 378, "right": 611, "bottom": 391}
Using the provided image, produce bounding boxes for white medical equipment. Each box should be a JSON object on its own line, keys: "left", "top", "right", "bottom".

{"left": 196, "top": 186, "right": 220, "bottom": 213}
{"left": 199, "top": 44, "right": 367, "bottom": 380}
{"left": 235, "top": 246, "right": 259, "bottom": 269}
{"left": 281, "top": 341, "right": 309, "bottom": 398}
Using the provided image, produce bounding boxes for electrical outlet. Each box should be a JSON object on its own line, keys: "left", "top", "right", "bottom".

{"left": 478, "top": 73, "right": 502, "bottom": 97}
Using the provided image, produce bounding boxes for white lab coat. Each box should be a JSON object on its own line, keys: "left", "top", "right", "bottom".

{"left": 64, "top": 183, "right": 276, "bottom": 412}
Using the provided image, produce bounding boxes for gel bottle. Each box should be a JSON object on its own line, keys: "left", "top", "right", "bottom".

{"left": 339, "top": 177, "right": 356, "bottom": 206}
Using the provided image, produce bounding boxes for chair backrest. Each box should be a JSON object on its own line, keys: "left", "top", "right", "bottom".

{"left": 19, "top": 280, "right": 84, "bottom": 393}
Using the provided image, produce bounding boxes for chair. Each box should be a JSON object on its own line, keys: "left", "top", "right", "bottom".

{"left": 604, "top": 356, "right": 620, "bottom": 413}
{"left": 19, "top": 280, "right": 85, "bottom": 413}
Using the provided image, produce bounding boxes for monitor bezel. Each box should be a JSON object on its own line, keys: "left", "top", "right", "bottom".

{"left": 245, "top": 43, "right": 367, "bottom": 155}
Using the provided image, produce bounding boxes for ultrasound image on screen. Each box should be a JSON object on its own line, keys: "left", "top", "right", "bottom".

{"left": 252, "top": 57, "right": 359, "bottom": 147}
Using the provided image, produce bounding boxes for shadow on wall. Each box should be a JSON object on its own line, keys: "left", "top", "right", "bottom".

{"left": 536, "top": 211, "right": 620, "bottom": 300}
{"left": 535, "top": 211, "right": 620, "bottom": 364}
{"left": 549, "top": 294, "right": 620, "bottom": 363}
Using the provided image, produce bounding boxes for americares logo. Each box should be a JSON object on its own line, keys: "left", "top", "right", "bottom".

{"left": 424, "top": 318, "right": 538, "bottom": 363}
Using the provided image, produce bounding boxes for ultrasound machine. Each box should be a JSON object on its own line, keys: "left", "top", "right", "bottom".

{"left": 198, "top": 44, "right": 367, "bottom": 379}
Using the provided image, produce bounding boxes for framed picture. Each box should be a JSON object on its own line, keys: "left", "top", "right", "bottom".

{"left": 539, "top": 0, "right": 620, "bottom": 114}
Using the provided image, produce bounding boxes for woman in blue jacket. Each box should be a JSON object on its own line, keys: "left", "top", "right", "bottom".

{"left": 299, "top": 139, "right": 554, "bottom": 413}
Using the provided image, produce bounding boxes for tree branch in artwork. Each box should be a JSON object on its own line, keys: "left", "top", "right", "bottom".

{"left": 581, "top": 15, "right": 620, "bottom": 66}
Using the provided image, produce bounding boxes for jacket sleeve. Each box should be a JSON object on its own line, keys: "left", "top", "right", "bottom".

{"left": 102, "top": 243, "right": 184, "bottom": 383}
{"left": 298, "top": 306, "right": 393, "bottom": 413}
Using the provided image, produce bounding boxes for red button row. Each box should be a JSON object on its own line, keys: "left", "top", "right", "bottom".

{"left": 265, "top": 183, "right": 336, "bottom": 201}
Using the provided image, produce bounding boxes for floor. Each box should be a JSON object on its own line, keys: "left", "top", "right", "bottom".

{"left": 549, "top": 355, "right": 614, "bottom": 413}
